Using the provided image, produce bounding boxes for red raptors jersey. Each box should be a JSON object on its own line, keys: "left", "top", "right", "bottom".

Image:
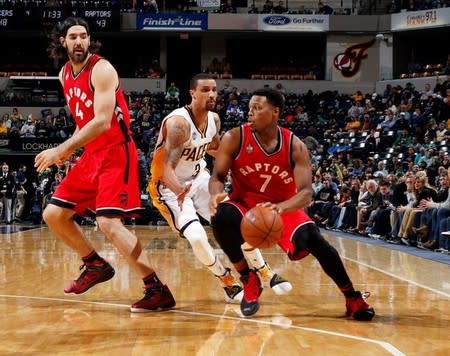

{"left": 62, "top": 54, "right": 132, "bottom": 151}
{"left": 229, "top": 123, "right": 296, "bottom": 208}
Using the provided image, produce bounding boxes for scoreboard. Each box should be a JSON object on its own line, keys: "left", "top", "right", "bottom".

{"left": 0, "top": 7, "right": 120, "bottom": 32}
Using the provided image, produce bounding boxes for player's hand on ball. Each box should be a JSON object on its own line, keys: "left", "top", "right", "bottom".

{"left": 257, "top": 202, "right": 283, "bottom": 214}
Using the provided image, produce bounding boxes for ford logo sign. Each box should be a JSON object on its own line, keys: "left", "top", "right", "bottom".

{"left": 263, "top": 16, "right": 291, "bottom": 25}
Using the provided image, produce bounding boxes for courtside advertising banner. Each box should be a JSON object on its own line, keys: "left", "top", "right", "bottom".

{"left": 136, "top": 13, "right": 208, "bottom": 30}
{"left": 257, "top": 14, "right": 329, "bottom": 32}
{"left": 391, "top": 7, "right": 450, "bottom": 31}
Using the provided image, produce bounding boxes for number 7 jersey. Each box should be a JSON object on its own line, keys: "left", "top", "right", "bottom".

{"left": 229, "top": 123, "right": 296, "bottom": 207}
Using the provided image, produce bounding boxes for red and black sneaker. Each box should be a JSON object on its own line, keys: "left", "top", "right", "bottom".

{"left": 240, "top": 269, "right": 263, "bottom": 317}
{"left": 130, "top": 285, "right": 176, "bottom": 313}
{"left": 64, "top": 260, "right": 115, "bottom": 294}
{"left": 346, "top": 291, "right": 375, "bottom": 321}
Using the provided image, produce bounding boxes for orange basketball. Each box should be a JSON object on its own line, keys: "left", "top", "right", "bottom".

{"left": 240, "top": 205, "right": 284, "bottom": 249}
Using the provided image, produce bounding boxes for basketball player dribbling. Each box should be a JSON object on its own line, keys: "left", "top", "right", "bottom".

{"left": 209, "top": 87, "right": 375, "bottom": 319}
{"left": 148, "top": 73, "right": 292, "bottom": 304}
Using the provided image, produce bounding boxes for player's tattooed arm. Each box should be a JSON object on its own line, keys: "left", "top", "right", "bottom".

{"left": 162, "top": 116, "right": 191, "bottom": 196}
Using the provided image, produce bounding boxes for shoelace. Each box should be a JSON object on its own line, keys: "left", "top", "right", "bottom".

{"left": 143, "top": 285, "right": 164, "bottom": 298}
{"left": 256, "top": 265, "right": 272, "bottom": 281}
{"left": 75, "top": 263, "right": 103, "bottom": 283}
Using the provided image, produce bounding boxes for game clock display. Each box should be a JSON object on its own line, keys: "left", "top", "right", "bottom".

{"left": 0, "top": 7, "right": 120, "bottom": 32}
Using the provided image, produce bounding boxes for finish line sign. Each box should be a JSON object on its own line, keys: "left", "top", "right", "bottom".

{"left": 137, "top": 13, "right": 208, "bottom": 31}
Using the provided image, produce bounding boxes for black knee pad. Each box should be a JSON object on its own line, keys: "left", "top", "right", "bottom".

{"left": 293, "top": 222, "right": 339, "bottom": 260}
{"left": 211, "top": 203, "right": 245, "bottom": 263}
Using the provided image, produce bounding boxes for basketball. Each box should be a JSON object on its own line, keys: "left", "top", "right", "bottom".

{"left": 240, "top": 205, "right": 284, "bottom": 249}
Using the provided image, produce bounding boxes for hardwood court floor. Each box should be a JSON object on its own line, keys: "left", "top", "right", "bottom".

{"left": 0, "top": 225, "right": 449, "bottom": 355}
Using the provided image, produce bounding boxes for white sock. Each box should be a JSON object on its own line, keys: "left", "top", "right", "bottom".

{"left": 241, "top": 242, "right": 265, "bottom": 269}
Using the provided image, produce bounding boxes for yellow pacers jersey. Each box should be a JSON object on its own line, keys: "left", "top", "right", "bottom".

{"left": 150, "top": 106, "right": 216, "bottom": 185}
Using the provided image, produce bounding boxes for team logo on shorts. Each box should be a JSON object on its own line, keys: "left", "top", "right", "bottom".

{"left": 246, "top": 144, "right": 253, "bottom": 154}
{"left": 119, "top": 191, "right": 128, "bottom": 206}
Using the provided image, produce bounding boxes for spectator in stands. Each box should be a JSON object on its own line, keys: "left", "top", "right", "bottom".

{"left": 275, "top": 82, "right": 286, "bottom": 94}
{"left": 441, "top": 88, "right": 450, "bottom": 124}
{"left": 53, "top": 110, "right": 68, "bottom": 139}
{"left": 393, "top": 129, "right": 412, "bottom": 147}
{"left": 435, "top": 121, "right": 449, "bottom": 142}
{"left": 20, "top": 116, "right": 36, "bottom": 138}
{"left": 221, "top": 57, "right": 232, "bottom": 75}
{"left": 225, "top": 96, "right": 245, "bottom": 124}
{"left": 353, "top": 179, "right": 382, "bottom": 235}
{"left": 347, "top": 101, "right": 364, "bottom": 119}
{"left": 326, "top": 185, "right": 352, "bottom": 230}
{"left": 420, "top": 83, "right": 434, "bottom": 103}
{"left": 218, "top": 80, "right": 232, "bottom": 98}
{"left": 0, "top": 118, "right": 7, "bottom": 138}
{"left": 207, "top": 57, "right": 222, "bottom": 74}
{"left": 142, "top": 0, "right": 159, "bottom": 13}
{"left": 312, "top": 174, "right": 323, "bottom": 196}
{"left": 424, "top": 118, "right": 438, "bottom": 142}
{"left": 165, "top": 82, "right": 180, "bottom": 103}
{"left": 392, "top": 112, "right": 411, "bottom": 136}
{"left": 437, "top": 219, "right": 450, "bottom": 252}
{"left": 273, "top": 0, "right": 287, "bottom": 13}
{"left": 380, "top": 109, "right": 397, "bottom": 133}
{"left": 0, "top": 163, "right": 15, "bottom": 224}
{"left": 388, "top": 173, "right": 416, "bottom": 242}
{"left": 398, "top": 171, "right": 437, "bottom": 245}
{"left": 317, "top": 1, "right": 333, "bottom": 14}
{"left": 10, "top": 107, "right": 24, "bottom": 124}
{"left": 414, "top": 169, "right": 450, "bottom": 240}
{"left": 220, "top": 0, "right": 237, "bottom": 13}
{"left": 137, "top": 148, "right": 148, "bottom": 193}
{"left": 374, "top": 160, "right": 388, "bottom": 178}
{"left": 8, "top": 115, "right": 23, "bottom": 138}
{"left": 248, "top": 3, "right": 259, "bottom": 13}
{"left": 14, "top": 170, "right": 27, "bottom": 222}
{"left": 309, "top": 177, "right": 337, "bottom": 224}
{"left": 417, "top": 148, "right": 434, "bottom": 168}
{"left": 345, "top": 116, "right": 361, "bottom": 132}
{"left": 148, "top": 59, "right": 164, "bottom": 78}
{"left": 261, "top": 0, "right": 274, "bottom": 13}
{"left": 350, "top": 158, "right": 364, "bottom": 178}
{"left": 35, "top": 120, "right": 49, "bottom": 138}
{"left": 421, "top": 136, "right": 435, "bottom": 157}
{"left": 367, "top": 180, "right": 394, "bottom": 239}
{"left": 239, "top": 87, "right": 251, "bottom": 105}
{"left": 351, "top": 90, "right": 364, "bottom": 103}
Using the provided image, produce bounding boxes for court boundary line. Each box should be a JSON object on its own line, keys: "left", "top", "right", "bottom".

{"left": 341, "top": 256, "right": 450, "bottom": 298}
{"left": 0, "top": 293, "right": 405, "bottom": 356}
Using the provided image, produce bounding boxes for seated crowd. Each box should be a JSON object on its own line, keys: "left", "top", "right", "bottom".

{"left": 2, "top": 74, "right": 450, "bottom": 255}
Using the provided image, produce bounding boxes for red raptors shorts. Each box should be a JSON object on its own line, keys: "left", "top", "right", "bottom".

{"left": 51, "top": 141, "right": 142, "bottom": 217}
{"left": 227, "top": 201, "right": 312, "bottom": 260}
